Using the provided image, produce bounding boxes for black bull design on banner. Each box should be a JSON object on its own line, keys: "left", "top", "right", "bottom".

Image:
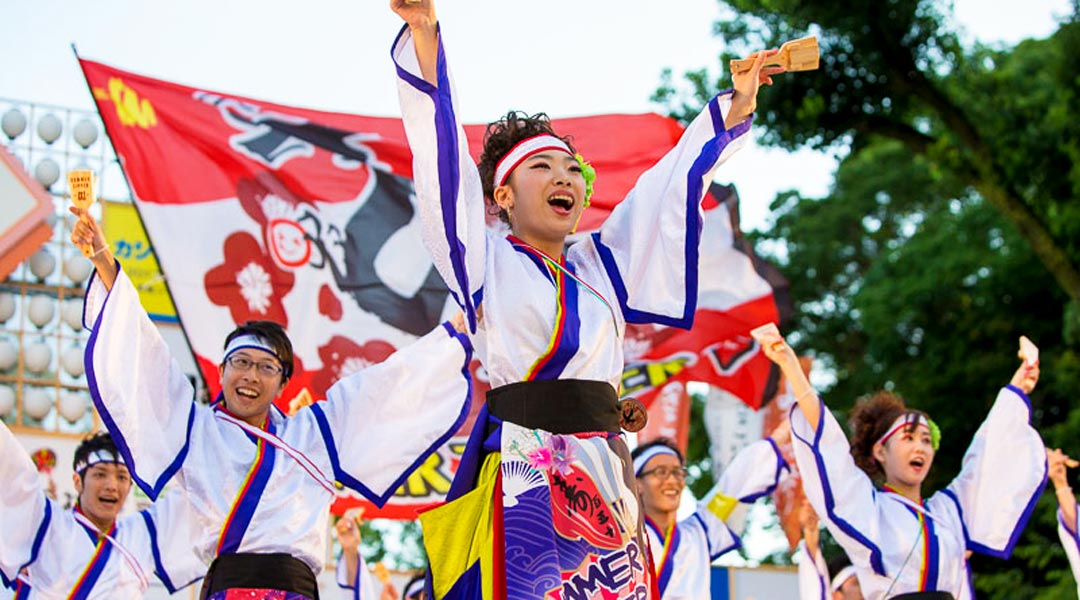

{"left": 218, "top": 100, "right": 450, "bottom": 336}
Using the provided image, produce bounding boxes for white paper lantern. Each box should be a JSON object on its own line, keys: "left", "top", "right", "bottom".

{"left": 0, "top": 339, "right": 16, "bottom": 371}
{"left": 27, "top": 295, "right": 56, "bottom": 328}
{"left": 62, "top": 298, "right": 84, "bottom": 331}
{"left": 37, "top": 113, "right": 62, "bottom": 144}
{"left": 23, "top": 341, "right": 52, "bottom": 374}
{"left": 0, "top": 292, "right": 14, "bottom": 323}
{"left": 58, "top": 391, "right": 88, "bottom": 423}
{"left": 73, "top": 119, "right": 98, "bottom": 149}
{"left": 28, "top": 248, "right": 56, "bottom": 280}
{"left": 62, "top": 344, "right": 85, "bottom": 378}
{"left": 0, "top": 384, "right": 14, "bottom": 417}
{"left": 1, "top": 108, "right": 26, "bottom": 140}
{"left": 22, "top": 388, "right": 52, "bottom": 421}
{"left": 64, "top": 255, "right": 93, "bottom": 285}
{"left": 34, "top": 158, "right": 60, "bottom": 189}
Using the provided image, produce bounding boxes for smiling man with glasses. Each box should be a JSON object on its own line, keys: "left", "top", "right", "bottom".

{"left": 71, "top": 207, "right": 474, "bottom": 600}
{"left": 630, "top": 422, "right": 793, "bottom": 599}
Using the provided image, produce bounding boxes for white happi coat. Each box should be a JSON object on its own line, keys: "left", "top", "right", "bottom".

{"left": 0, "top": 423, "right": 204, "bottom": 599}
{"left": 335, "top": 553, "right": 377, "bottom": 600}
{"left": 795, "top": 541, "right": 830, "bottom": 600}
{"left": 645, "top": 438, "right": 789, "bottom": 599}
{"left": 1057, "top": 500, "right": 1080, "bottom": 597}
{"left": 82, "top": 267, "right": 473, "bottom": 576}
{"left": 791, "top": 386, "right": 1047, "bottom": 600}
{"left": 392, "top": 24, "right": 753, "bottom": 389}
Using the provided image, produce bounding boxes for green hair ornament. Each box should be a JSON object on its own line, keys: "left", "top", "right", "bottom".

{"left": 927, "top": 417, "right": 941, "bottom": 451}
{"left": 574, "top": 153, "right": 595, "bottom": 207}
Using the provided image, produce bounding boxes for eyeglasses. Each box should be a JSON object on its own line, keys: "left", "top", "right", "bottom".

{"left": 225, "top": 355, "right": 283, "bottom": 377}
{"left": 639, "top": 466, "right": 688, "bottom": 481}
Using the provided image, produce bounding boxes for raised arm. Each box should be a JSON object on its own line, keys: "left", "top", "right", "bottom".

{"left": 391, "top": 12, "right": 487, "bottom": 332}
{"left": 757, "top": 328, "right": 819, "bottom": 428}
{"left": 943, "top": 356, "right": 1047, "bottom": 558}
{"left": 1051, "top": 448, "right": 1080, "bottom": 594}
{"left": 390, "top": 0, "right": 438, "bottom": 86}
{"left": 0, "top": 422, "right": 52, "bottom": 585}
{"left": 758, "top": 327, "right": 889, "bottom": 576}
{"left": 69, "top": 206, "right": 117, "bottom": 291}
{"left": 80, "top": 218, "right": 199, "bottom": 499}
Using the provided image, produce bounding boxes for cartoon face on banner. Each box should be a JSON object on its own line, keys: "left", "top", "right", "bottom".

{"left": 197, "top": 92, "right": 452, "bottom": 339}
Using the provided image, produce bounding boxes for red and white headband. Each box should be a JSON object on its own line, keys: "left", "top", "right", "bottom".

{"left": 494, "top": 134, "right": 573, "bottom": 187}
{"left": 877, "top": 413, "right": 930, "bottom": 448}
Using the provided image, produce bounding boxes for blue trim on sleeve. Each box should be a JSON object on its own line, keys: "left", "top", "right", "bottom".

{"left": 311, "top": 322, "right": 474, "bottom": 506}
{"left": 789, "top": 402, "right": 887, "bottom": 576}
{"left": 692, "top": 511, "right": 741, "bottom": 561}
{"left": 140, "top": 510, "right": 180, "bottom": 594}
{"left": 391, "top": 23, "right": 479, "bottom": 334}
{"left": 938, "top": 489, "right": 972, "bottom": 548}
{"left": 591, "top": 92, "right": 751, "bottom": 329}
{"left": 83, "top": 267, "right": 194, "bottom": 500}
{"left": 4, "top": 499, "right": 52, "bottom": 585}
{"left": 1004, "top": 384, "right": 1033, "bottom": 413}
{"left": 924, "top": 504, "right": 940, "bottom": 590}
{"left": 966, "top": 450, "right": 1048, "bottom": 559}
{"left": 739, "top": 438, "right": 790, "bottom": 503}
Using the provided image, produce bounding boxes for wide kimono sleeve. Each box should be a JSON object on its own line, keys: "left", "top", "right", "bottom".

{"left": 587, "top": 90, "right": 752, "bottom": 329}
{"left": 335, "top": 554, "right": 377, "bottom": 600}
{"left": 83, "top": 264, "right": 197, "bottom": 500}
{"left": 0, "top": 423, "right": 52, "bottom": 587}
{"left": 941, "top": 384, "right": 1047, "bottom": 558}
{"left": 794, "top": 541, "right": 828, "bottom": 600}
{"left": 1057, "top": 500, "right": 1080, "bottom": 595}
{"left": 133, "top": 489, "right": 207, "bottom": 593}
{"left": 690, "top": 437, "right": 789, "bottom": 554}
{"left": 392, "top": 24, "right": 487, "bottom": 333}
{"left": 309, "top": 322, "right": 472, "bottom": 506}
{"left": 714, "top": 437, "right": 789, "bottom": 505}
{"left": 791, "top": 400, "right": 889, "bottom": 577}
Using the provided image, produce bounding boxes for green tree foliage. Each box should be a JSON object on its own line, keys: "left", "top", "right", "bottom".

{"left": 653, "top": 1, "right": 1080, "bottom": 305}
{"left": 654, "top": 1, "right": 1080, "bottom": 595}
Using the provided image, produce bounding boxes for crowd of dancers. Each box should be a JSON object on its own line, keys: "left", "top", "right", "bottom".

{"left": 1, "top": 1, "right": 1073, "bottom": 599}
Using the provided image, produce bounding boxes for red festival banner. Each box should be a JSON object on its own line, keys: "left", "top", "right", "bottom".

{"left": 78, "top": 56, "right": 690, "bottom": 519}
{"left": 621, "top": 184, "right": 791, "bottom": 419}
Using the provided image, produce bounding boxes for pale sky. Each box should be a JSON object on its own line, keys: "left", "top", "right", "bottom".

{"left": 1, "top": 0, "right": 1070, "bottom": 232}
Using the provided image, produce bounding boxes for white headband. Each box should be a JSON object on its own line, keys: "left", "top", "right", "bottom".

{"left": 633, "top": 445, "right": 680, "bottom": 476}
{"left": 224, "top": 334, "right": 280, "bottom": 363}
{"left": 403, "top": 578, "right": 425, "bottom": 599}
{"left": 877, "top": 413, "right": 930, "bottom": 448}
{"left": 830, "top": 566, "right": 858, "bottom": 593}
{"left": 494, "top": 134, "right": 573, "bottom": 187}
{"left": 74, "top": 449, "right": 125, "bottom": 474}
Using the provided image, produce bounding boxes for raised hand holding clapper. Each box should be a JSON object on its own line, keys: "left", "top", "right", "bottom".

{"left": 67, "top": 170, "right": 98, "bottom": 258}
{"left": 731, "top": 36, "right": 819, "bottom": 74}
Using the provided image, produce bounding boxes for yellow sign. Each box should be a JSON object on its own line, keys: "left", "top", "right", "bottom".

{"left": 102, "top": 201, "right": 177, "bottom": 322}
{"left": 91, "top": 78, "right": 157, "bottom": 129}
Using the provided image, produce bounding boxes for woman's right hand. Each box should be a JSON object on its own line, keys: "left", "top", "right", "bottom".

{"left": 390, "top": 0, "right": 436, "bottom": 31}
{"left": 69, "top": 206, "right": 118, "bottom": 290}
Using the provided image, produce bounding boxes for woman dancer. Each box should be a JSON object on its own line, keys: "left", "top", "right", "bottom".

{"left": 757, "top": 327, "right": 1045, "bottom": 600}
{"left": 389, "top": 1, "right": 781, "bottom": 598}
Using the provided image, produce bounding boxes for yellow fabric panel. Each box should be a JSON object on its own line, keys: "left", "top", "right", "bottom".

{"left": 705, "top": 491, "right": 738, "bottom": 521}
{"left": 420, "top": 452, "right": 501, "bottom": 600}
